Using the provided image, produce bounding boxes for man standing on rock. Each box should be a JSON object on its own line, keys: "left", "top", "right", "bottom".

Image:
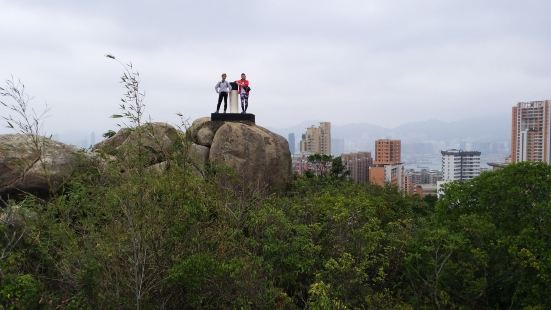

{"left": 235, "top": 73, "right": 250, "bottom": 114}
{"left": 215, "top": 73, "right": 232, "bottom": 113}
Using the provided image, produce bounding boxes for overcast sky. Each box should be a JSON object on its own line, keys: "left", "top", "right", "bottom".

{"left": 1, "top": 0, "right": 550, "bottom": 138}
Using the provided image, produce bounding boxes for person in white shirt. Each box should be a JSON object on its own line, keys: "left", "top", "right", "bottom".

{"left": 214, "top": 73, "right": 232, "bottom": 113}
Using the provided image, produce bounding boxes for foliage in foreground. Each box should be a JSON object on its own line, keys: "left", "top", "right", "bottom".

{"left": 1, "top": 158, "right": 551, "bottom": 309}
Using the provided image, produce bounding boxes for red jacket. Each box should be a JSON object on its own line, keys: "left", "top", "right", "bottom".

{"left": 235, "top": 79, "right": 250, "bottom": 95}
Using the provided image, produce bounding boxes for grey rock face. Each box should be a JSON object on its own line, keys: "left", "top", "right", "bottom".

{"left": 187, "top": 117, "right": 292, "bottom": 189}
{"left": 0, "top": 134, "right": 82, "bottom": 195}
{"left": 93, "top": 122, "right": 183, "bottom": 165}
{"left": 196, "top": 127, "right": 215, "bottom": 147}
{"left": 189, "top": 143, "right": 209, "bottom": 168}
{"left": 208, "top": 122, "right": 292, "bottom": 190}
{"left": 145, "top": 161, "right": 169, "bottom": 174}
{"left": 189, "top": 117, "right": 223, "bottom": 147}
{"left": 1, "top": 118, "right": 292, "bottom": 198}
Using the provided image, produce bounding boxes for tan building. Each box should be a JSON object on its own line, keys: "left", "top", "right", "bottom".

{"left": 369, "top": 164, "right": 405, "bottom": 190}
{"left": 374, "top": 139, "right": 401, "bottom": 164}
{"left": 369, "top": 139, "right": 404, "bottom": 191}
{"left": 299, "top": 122, "right": 331, "bottom": 155}
{"left": 342, "top": 152, "right": 372, "bottom": 183}
{"left": 511, "top": 100, "right": 551, "bottom": 163}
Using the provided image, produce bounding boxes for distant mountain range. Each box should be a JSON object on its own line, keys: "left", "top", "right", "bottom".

{"left": 269, "top": 116, "right": 510, "bottom": 145}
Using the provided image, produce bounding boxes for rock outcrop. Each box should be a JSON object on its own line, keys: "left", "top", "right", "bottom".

{"left": 189, "top": 118, "right": 292, "bottom": 189}
{"left": 0, "top": 134, "right": 83, "bottom": 196}
{"left": 93, "top": 122, "right": 210, "bottom": 170}
{"left": 189, "top": 117, "right": 223, "bottom": 147}
{"left": 93, "top": 122, "right": 182, "bottom": 165}
{"left": 1, "top": 118, "right": 292, "bottom": 199}
{"left": 95, "top": 119, "right": 292, "bottom": 189}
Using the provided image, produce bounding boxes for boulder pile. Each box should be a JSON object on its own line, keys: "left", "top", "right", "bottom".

{"left": 188, "top": 117, "right": 292, "bottom": 189}
{"left": 0, "top": 118, "right": 292, "bottom": 198}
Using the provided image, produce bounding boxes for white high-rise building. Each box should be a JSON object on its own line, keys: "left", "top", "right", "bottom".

{"left": 437, "top": 149, "right": 481, "bottom": 197}
{"left": 441, "top": 149, "right": 481, "bottom": 181}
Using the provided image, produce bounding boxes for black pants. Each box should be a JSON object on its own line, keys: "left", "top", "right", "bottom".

{"left": 240, "top": 93, "right": 249, "bottom": 113}
{"left": 217, "top": 92, "right": 228, "bottom": 112}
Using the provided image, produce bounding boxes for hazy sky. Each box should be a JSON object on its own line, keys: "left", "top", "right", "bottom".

{"left": 1, "top": 0, "right": 550, "bottom": 137}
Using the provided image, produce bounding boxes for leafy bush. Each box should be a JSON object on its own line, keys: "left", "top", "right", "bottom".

{"left": 0, "top": 274, "right": 42, "bottom": 309}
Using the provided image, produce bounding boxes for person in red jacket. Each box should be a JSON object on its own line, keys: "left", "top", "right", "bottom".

{"left": 235, "top": 73, "right": 250, "bottom": 113}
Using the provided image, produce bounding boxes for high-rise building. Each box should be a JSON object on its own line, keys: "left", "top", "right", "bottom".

{"left": 404, "top": 174, "right": 415, "bottom": 194}
{"left": 441, "top": 149, "right": 481, "bottom": 181}
{"left": 374, "top": 139, "right": 401, "bottom": 164}
{"left": 288, "top": 133, "right": 296, "bottom": 154}
{"left": 319, "top": 122, "right": 331, "bottom": 155}
{"left": 342, "top": 152, "right": 372, "bottom": 183}
{"left": 511, "top": 100, "right": 551, "bottom": 163}
{"left": 369, "top": 139, "right": 404, "bottom": 191}
{"left": 437, "top": 149, "right": 481, "bottom": 197}
{"left": 299, "top": 122, "right": 331, "bottom": 155}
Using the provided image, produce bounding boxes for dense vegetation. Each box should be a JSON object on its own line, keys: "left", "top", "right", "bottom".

{"left": 1, "top": 152, "right": 550, "bottom": 309}
{"left": 2, "top": 70, "right": 550, "bottom": 308}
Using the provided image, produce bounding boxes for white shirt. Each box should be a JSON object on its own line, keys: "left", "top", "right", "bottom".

{"left": 215, "top": 80, "right": 232, "bottom": 93}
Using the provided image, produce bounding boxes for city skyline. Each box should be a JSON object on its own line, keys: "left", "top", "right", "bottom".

{"left": 290, "top": 96, "right": 550, "bottom": 191}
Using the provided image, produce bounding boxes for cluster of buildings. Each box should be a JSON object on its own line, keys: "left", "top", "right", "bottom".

{"left": 339, "top": 140, "right": 406, "bottom": 190}
{"left": 288, "top": 99, "right": 551, "bottom": 198}
{"left": 289, "top": 122, "right": 443, "bottom": 196}
{"left": 404, "top": 169, "right": 442, "bottom": 197}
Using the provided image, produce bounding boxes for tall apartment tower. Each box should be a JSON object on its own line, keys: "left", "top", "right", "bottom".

{"left": 437, "top": 149, "right": 481, "bottom": 197}
{"left": 511, "top": 100, "right": 551, "bottom": 163}
{"left": 369, "top": 139, "right": 404, "bottom": 191}
{"left": 299, "top": 122, "right": 331, "bottom": 155}
{"left": 441, "top": 149, "right": 481, "bottom": 181}
{"left": 342, "top": 152, "right": 372, "bottom": 183}
{"left": 374, "top": 139, "right": 401, "bottom": 164}
{"left": 288, "top": 133, "right": 296, "bottom": 154}
{"left": 319, "top": 122, "right": 331, "bottom": 155}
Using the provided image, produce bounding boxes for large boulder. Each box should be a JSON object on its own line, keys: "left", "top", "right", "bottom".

{"left": 209, "top": 122, "right": 291, "bottom": 189}
{"left": 189, "top": 143, "right": 209, "bottom": 168}
{"left": 188, "top": 117, "right": 224, "bottom": 147}
{"left": 93, "top": 122, "right": 184, "bottom": 165}
{"left": 0, "top": 134, "right": 83, "bottom": 196}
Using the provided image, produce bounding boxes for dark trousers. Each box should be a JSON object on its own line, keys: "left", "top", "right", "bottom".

{"left": 217, "top": 92, "right": 228, "bottom": 112}
{"left": 240, "top": 93, "right": 249, "bottom": 113}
